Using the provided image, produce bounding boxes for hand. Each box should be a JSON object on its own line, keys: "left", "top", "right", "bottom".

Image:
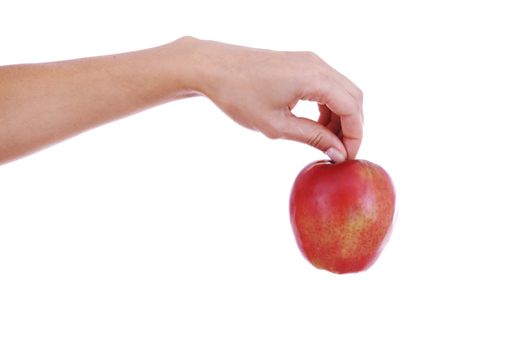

{"left": 182, "top": 37, "right": 364, "bottom": 162}
{"left": 0, "top": 36, "right": 362, "bottom": 165}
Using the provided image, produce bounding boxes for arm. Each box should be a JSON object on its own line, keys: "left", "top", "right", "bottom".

{"left": 0, "top": 36, "right": 363, "bottom": 165}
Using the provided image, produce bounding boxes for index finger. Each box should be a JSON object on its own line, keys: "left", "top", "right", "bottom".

{"left": 338, "top": 96, "right": 363, "bottom": 159}
{"left": 301, "top": 75, "right": 363, "bottom": 159}
{"left": 319, "top": 92, "right": 363, "bottom": 159}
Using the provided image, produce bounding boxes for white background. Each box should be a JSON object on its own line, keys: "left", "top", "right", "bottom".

{"left": 1, "top": 0, "right": 524, "bottom": 348}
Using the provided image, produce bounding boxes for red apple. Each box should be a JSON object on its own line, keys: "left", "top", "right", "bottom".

{"left": 289, "top": 159, "right": 395, "bottom": 274}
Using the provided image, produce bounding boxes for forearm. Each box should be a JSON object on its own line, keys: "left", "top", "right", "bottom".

{"left": 0, "top": 37, "right": 199, "bottom": 164}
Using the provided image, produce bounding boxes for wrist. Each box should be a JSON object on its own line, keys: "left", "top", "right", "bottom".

{"left": 160, "top": 36, "right": 215, "bottom": 98}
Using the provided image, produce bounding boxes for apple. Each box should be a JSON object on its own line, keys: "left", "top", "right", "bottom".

{"left": 289, "top": 159, "right": 395, "bottom": 274}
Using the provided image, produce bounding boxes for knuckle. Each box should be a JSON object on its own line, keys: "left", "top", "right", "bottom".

{"left": 348, "top": 102, "right": 360, "bottom": 116}
{"left": 355, "top": 87, "right": 364, "bottom": 103}
{"left": 300, "top": 50, "right": 321, "bottom": 61}
{"left": 307, "top": 69, "right": 330, "bottom": 92}
{"left": 306, "top": 132, "right": 325, "bottom": 149}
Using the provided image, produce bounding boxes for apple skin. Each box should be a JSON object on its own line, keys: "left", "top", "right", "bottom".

{"left": 289, "top": 159, "right": 395, "bottom": 274}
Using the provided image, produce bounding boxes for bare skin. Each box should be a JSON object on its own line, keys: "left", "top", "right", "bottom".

{"left": 0, "top": 36, "right": 363, "bottom": 165}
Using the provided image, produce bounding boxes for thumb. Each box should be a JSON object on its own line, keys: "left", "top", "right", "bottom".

{"left": 282, "top": 113, "right": 347, "bottom": 162}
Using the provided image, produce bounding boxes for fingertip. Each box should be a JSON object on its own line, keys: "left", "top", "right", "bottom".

{"left": 282, "top": 114, "right": 349, "bottom": 162}
{"left": 343, "top": 137, "right": 362, "bottom": 160}
{"left": 325, "top": 147, "right": 347, "bottom": 163}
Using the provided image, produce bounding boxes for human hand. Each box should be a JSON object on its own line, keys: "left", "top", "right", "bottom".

{"left": 178, "top": 37, "right": 363, "bottom": 162}
{"left": 0, "top": 36, "right": 362, "bottom": 165}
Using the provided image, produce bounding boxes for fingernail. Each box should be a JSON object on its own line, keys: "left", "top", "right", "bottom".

{"left": 325, "top": 147, "right": 346, "bottom": 163}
